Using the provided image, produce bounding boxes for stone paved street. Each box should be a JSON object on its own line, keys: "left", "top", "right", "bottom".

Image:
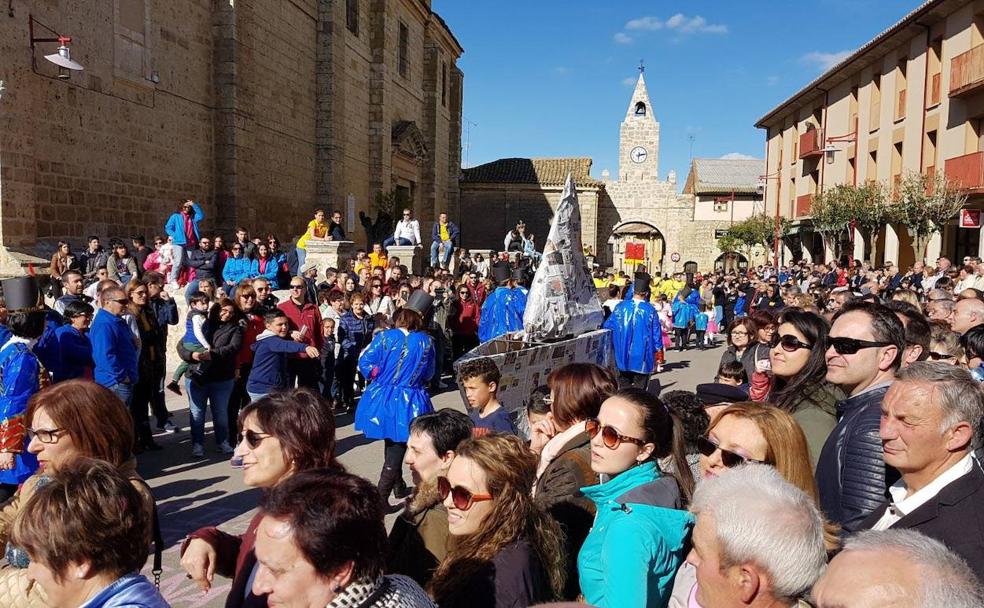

{"left": 138, "top": 341, "right": 724, "bottom": 607}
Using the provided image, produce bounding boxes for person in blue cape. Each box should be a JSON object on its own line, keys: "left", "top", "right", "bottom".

{"left": 478, "top": 264, "right": 524, "bottom": 342}
{"left": 622, "top": 265, "right": 651, "bottom": 301}
{"left": 356, "top": 289, "right": 436, "bottom": 511}
{"left": 671, "top": 287, "right": 699, "bottom": 350}
{"left": 603, "top": 273, "right": 662, "bottom": 390}
{"left": 0, "top": 277, "right": 45, "bottom": 502}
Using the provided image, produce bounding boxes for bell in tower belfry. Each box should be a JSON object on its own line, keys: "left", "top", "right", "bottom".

{"left": 619, "top": 64, "right": 660, "bottom": 182}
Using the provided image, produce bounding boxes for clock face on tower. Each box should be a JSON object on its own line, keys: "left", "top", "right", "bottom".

{"left": 630, "top": 146, "right": 648, "bottom": 164}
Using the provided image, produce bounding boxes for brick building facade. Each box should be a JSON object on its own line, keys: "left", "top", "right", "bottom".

{"left": 0, "top": 0, "right": 462, "bottom": 272}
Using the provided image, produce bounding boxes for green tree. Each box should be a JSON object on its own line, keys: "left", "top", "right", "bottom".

{"left": 717, "top": 213, "right": 789, "bottom": 266}
{"left": 890, "top": 171, "right": 968, "bottom": 263}
{"left": 846, "top": 180, "right": 891, "bottom": 266}
{"left": 810, "top": 185, "right": 855, "bottom": 262}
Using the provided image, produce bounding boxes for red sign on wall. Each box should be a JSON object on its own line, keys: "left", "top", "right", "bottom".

{"left": 624, "top": 242, "right": 645, "bottom": 264}
{"left": 960, "top": 209, "right": 981, "bottom": 229}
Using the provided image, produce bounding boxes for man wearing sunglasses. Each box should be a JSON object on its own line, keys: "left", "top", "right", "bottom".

{"left": 91, "top": 287, "right": 139, "bottom": 408}
{"left": 603, "top": 273, "right": 662, "bottom": 389}
{"left": 278, "top": 277, "right": 324, "bottom": 390}
{"left": 816, "top": 301, "right": 905, "bottom": 533}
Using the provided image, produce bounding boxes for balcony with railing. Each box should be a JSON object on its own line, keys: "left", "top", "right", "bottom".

{"left": 944, "top": 151, "right": 984, "bottom": 190}
{"left": 795, "top": 194, "right": 813, "bottom": 217}
{"left": 798, "top": 129, "right": 823, "bottom": 159}
{"left": 951, "top": 43, "right": 984, "bottom": 98}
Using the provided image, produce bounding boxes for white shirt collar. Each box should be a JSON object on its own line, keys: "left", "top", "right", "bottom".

{"left": 888, "top": 453, "right": 976, "bottom": 517}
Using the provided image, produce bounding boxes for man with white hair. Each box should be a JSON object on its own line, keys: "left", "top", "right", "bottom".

{"left": 812, "top": 529, "right": 984, "bottom": 607}
{"left": 952, "top": 296, "right": 984, "bottom": 334}
{"left": 686, "top": 465, "right": 826, "bottom": 608}
{"left": 857, "top": 362, "right": 984, "bottom": 582}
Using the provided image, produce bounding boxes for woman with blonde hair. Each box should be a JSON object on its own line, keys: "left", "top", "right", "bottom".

{"left": 669, "top": 401, "right": 838, "bottom": 607}
{"left": 429, "top": 433, "right": 565, "bottom": 607}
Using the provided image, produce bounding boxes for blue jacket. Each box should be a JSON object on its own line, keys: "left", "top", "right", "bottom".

{"left": 164, "top": 203, "right": 204, "bottom": 246}
{"left": 0, "top": 341, "right": 40, "bottom": 485}
{"left": 337, "top": 311, "right": 375, "bottom": 359}
{"left": 431, "top": 221, "right": 460, "bottom": 244}
{"left": 671, "top": 297, "right": 697, "bottom": 329}
{"left": 32, "top": 310, "right": 64, "bottom": 373}
{"left": 816, "top": 384, "right": 895, "bottom": 533}
{"left": 148, "top": 296, "right": 179, "bottom": 329}
{"left": 53, "top": 325, "right": 93, "bottom": 382}
{"left": 603, "top": 299, "right": 662, "bottom": 374}
{"left": 251, "top": 256, "right": 282, "bottom": 289}
{"left": 247, "top": 331, "right": 310, "bottom": 394}
{"left": 578, "top": 462, "right": 693, "bottom": 608}
{"left": 694, "top": 312, "right": 709, "bottom": 331}
{"left": 90, "top": 311, "right": 139, "bottom": 387}
{"left": 355, "top": 328, "right": 435, "bottom": 442}
{"left": 81, "top": 573, "right": 170, "bottom": 608}
{"left": 223, "top": 254, "right": 253, "bottom": 285}
{"left": 478, "top": 287, "right": 525, "bottom": 342}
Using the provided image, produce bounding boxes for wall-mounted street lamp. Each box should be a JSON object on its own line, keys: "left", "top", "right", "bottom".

{"left": 29, "top": 15, "right": 84, "bottom": 79}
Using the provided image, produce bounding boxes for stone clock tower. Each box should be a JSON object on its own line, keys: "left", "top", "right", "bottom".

{"left": 619, "top": 72, "right": 660, "bottom": 182}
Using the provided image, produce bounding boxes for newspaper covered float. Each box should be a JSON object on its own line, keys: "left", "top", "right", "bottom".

{"left": 453, "top": 173, "right": 615, "bottom": 432}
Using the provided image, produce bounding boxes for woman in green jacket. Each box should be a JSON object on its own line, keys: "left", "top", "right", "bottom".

{"left": 577, "top": 388, "right": 696, "bottom": 608}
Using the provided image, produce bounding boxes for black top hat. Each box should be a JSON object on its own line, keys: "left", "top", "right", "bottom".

{"left": 406, "top": 290, "right": 434, "bottom": 317}
{"left": 492, "top": 264, "right": 511, "bottom": 284}
{"left": 695, "top": 383, "right": 748, "bottom": 406}
{"left": 0, "top": 276, "right": 43, "bottom": 313}
{"left": 633, "top": 273, "right": 651, "bottom": 294}
{"left": 511, "top": 268, "right": 526, "bottom": 282}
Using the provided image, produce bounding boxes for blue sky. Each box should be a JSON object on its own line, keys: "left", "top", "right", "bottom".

{"left": 433, "top": 0, "right": 924, "bottom": 187}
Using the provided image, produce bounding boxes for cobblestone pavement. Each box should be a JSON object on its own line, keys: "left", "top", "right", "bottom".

{"left": 138, "top": 341, "right": 724, "bottom": 606}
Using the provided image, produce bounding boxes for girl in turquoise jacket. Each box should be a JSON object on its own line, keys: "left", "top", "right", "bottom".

{"left": 578, "top": 387, "right": 695, "bottom": 608}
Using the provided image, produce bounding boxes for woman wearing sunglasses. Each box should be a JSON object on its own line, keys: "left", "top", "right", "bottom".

{"left": 928, "top": 324, "right": 964, "bottom": 366}
{"left": 429, "top": 434, "right": 565, "bottom": 607}
{"left": 748, "top": 309, "right": 843, "bottom": 467}
{"left": 577, "top": 388, "right": 695, "bottom": 608}
{"left": 180, "top": 389, "right": 341, "bottom": 607}
{"left": 364, "top": 279, "right": 395, "bottom": 318}
{"left": 669, "top": 401, "right": 838, "bottom": 607}
{"left": 0, "top": 380, "right": 156, "bottom": 607}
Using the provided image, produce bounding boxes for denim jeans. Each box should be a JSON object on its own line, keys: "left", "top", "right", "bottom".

{"left": 186, "top": 378, "right": 234, "bottom": 447}
{"left": 170, "top": 244, "right": 185, "bottom": 283}
{"left": 382, "top": 236, "right": 411, "bottom": 251}
{"left": 108, "top": 382, "right": 134, "bottom": 407}
{"left": 430, "top": 240, "right": 454, "bottom": 268}
{"left": 296, "top": 247, "right": 307, "bottom": 269}
{"left": 184, "top": 279, "right": 201, "bottom": 301}
{"left": 247, "top": 391, "right": 268, "bottom": 402}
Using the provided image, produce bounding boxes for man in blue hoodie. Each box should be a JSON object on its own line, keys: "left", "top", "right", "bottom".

{"left": 603, "top": 273, "right": 662, "bottom": 389}
{"left": 164, "top": 199, "right": 204, "bottom": 286}
{"left": 247, "top": 310, "right": 319, "bottom": 401}
{"left": 89, "top": 286, "right": 139, "bottom": 406}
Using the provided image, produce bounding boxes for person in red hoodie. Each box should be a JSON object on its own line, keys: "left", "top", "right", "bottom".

{"left": 449, "top": 284, "right": 481, "bottom": 360}
{"left": 230, "top": 282, "right": 266, "bottom": 434}
{"left": 278, "top": 276, "right": 323, "bottom": 390}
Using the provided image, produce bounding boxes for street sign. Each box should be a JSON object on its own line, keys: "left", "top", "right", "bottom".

{"left": 714, "top": 229, "right": 728, "bottom": 239}
{"left": 960, "top": 209, "right": 981, "bottom": 229}
{"left": 670, "top": 252, "right": 681, "bottom": 263}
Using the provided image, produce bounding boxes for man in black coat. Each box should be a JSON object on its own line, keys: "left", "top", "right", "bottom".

{"left": 858, "top": 362, "right": 984, "bottom": 583}
{"left": 816, "top": 301, "right": 904, "bottom": 533}
{"left": 185, "top": 236, "right": 219, "bottom": 298}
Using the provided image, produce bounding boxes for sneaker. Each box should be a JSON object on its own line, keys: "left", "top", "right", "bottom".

{"left": 163, "top": 421, "right": 180, "bottom": 433}
{"left": 218, "top": 441, "right": 235, "bottom": 455}
{"left": 166, "top": 381, "right": 182, "bottom": 396}
{"left": 191, "top": 444, "right": 204, "bottom": 458}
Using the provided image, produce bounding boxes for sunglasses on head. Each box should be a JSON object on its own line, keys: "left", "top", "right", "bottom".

{"left": 768, "top": 333, "right": 813, "bottom": 352}
{"left": 437, "top": 476, "right": 492, "bottom": 510}
{"left": 237, "top": 429, "right": 271, "bottom": 449}
{"left": 697, "top": 435, "right": 766, "bottom": 468}
{"left": 585, "top": 418, "right": 646, "bottom": 450}
{"left": 826, "top": 336, "right": 894, "bottom": 355}
{"left": 927, "top": 351, "right": 955, "bottom": 361}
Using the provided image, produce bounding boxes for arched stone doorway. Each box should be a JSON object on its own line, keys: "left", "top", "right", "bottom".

{"left": 714, "top": 251, "right": 748, "bottom": 273}
{"left": 391, "top": 121, "right": 429, "bottom": 215}
{"left": 608, "top": 220, "right": 665, "bottom": 274}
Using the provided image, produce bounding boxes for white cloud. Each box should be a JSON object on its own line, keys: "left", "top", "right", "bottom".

{"left": 622, "top": 77, "right": 636, "bottom": 86}
{"left": 801, "top": 49, "right": 854, "bottom": 71}
{"left": 766, "top": 75, "right": 780, "bottom": 86}
{"left": 624, "top": 13, "right": 727, "bottom": 35}
{"left": 720, "top": 152, "right": 757, "bottom": 160}
{"left": 613, "top": 32, "right": 633, "bottom": 44}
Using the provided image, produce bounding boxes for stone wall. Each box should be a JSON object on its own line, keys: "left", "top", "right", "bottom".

{"left": 0, "top": 0, "right": 462, "bottom": 268}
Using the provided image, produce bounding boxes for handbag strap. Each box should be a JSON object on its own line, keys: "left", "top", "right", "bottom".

{"left": 131, "top": 477, "right": 164, "bottom": 588}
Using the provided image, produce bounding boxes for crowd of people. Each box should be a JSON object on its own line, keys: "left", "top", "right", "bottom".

{"left": 2, "top": 194, "right": 984, "bottom": 608}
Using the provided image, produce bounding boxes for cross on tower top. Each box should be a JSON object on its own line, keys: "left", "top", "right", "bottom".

{"left": 638, "top": 59, "right": 645, "bottom": 74}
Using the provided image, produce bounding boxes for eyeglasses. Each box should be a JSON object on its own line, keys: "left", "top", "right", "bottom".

{"left": 290, "top": 285, "right": 305, "bottom": 290}
{"left": 768, "top": 333, "right": 813, "bottom": 352}
{"left": 437, "top": 476, "right": 492, "bottom": 510}
{"left": 237, "top": 429, "right": 271, "bottom": 449}
{"left": 240, "top": 294, "right": 256, "bottom": 301}
{"left": 697, "top": 435, "right": 765, "bottom": 468}
{"left": 826, "top": 336, "right": 894, "bottom": 355}
{"left": 372, "top": 284, "right": 382, "bottom": 289}
{"left": 730, "top": 330, "right": 748, "bottom": 336}
{"left": 110, "top": 298, "right": 128, "bottom": 305}
{"left": 131, "top": 290, "right": 148, "bottom": 297}
{"left": 585, "top": 418, "right": 646, "bottom": 450}
{"left": 927, "top": 351, "right": 955, "bottom": 361}
{"left": 255, "top": 287, "right": 269, "bottom": 293}
{"left": 28, "top": 427, "right": 65, "bottom": 444}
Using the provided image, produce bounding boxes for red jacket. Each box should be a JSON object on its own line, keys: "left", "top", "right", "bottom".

{"left": 184, "top": 514, "right": 263, "bottom": 608}
{"left": 236, "top": 312, "right": 266, "bottom": 369}
{"left": 450, "top": 299, "right": 481, "bottom": 336}
{"left": 278, "top": 299, "right": 323, "bottom": 356}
